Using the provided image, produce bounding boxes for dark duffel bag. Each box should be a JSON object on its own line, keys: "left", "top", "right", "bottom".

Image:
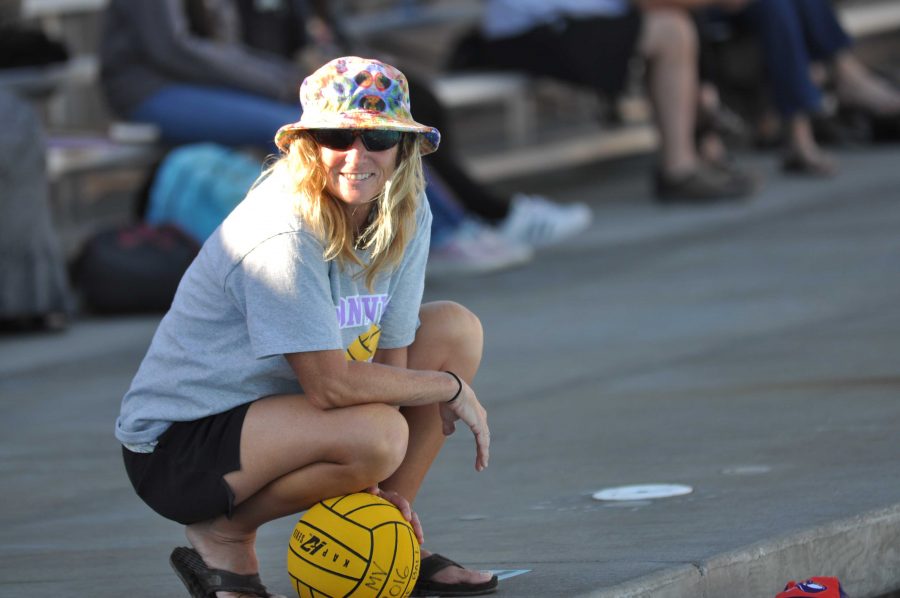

{"left": 73, "top": 224, "right": 199, "bottom": 313}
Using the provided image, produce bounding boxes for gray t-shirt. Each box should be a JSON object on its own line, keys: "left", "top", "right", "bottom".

{"left": 115, "top": 167, "right": 431, "bottom": 447}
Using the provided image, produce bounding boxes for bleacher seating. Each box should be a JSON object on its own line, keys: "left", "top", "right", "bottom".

{"left": 9, "top": 0, "right": 900, "bottom": 253}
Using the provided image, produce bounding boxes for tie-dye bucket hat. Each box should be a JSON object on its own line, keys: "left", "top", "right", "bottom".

{"left": 275, "top": 56, "right": 441, "bottom": 155}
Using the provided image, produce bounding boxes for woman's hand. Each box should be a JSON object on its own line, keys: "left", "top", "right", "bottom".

{"left": 366, "top": 486, "right": 424, "bottom": 545}
{"left": 439, "top": 379, "right": 490, "bottom": 472}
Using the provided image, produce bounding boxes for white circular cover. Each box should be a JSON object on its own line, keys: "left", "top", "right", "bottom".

{"left": 592, "top": 484, "right": 693, "bottom": 501}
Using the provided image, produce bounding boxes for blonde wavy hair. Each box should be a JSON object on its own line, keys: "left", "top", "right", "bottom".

{"left": 269, "top": 132, "right": 426, "bottom": 289}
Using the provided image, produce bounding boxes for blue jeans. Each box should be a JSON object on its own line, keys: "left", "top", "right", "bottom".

{"left": 737, "top": 0, "right": 852, "bottom": 117}
{"left": 130, "top": 85, "right": 300, "bottom": 153}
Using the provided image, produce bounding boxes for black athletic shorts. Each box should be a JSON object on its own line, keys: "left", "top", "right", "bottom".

{"left": 122, "top": 402, "right": 251, "bottom": 525}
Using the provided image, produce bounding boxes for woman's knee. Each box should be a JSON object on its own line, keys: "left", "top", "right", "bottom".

{"left": 348, "top": 404, "right": 410, "bottom": 482}
{"left": 641, "top": 9, "right": 698, "bottom": 59}
{"left": 245, "top": 397, "right": 408, "bottom": 482}
{"left": 420, "top": 300, "right": 483, "bottom": 352}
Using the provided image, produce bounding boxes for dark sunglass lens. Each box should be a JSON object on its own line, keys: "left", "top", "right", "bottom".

{"left": 313, "top": 129, "right": 402, "bottom": 151}
{"left": 313, "top": 130, "right": 355, "bottom": 150}
{"left": 361, "top": 130, "right": 402, "bottom": 151}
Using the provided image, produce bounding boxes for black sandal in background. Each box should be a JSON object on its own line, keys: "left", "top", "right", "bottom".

{"left": 781, "top": 151, "right": 837, "bottom": 177}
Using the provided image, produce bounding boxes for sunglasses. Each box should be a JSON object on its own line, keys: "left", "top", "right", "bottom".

{"left": 311, "top": 129, "right": 404, "bottom": 152}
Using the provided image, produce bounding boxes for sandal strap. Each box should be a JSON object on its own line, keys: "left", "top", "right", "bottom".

{"left": 198, "top": 568, "right": 268, "bottom": 595}
{"left": 420, "top": 553, "right": 463, "bottom": 579}
{"left": 171, "top": 546, "right": 271, "bottom": 597}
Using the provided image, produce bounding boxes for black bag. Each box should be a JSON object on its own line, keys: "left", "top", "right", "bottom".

{"left": 73, "top": 224, "right": 199, "bottom": 313}
{"left": 0, "top": 25, "right": 69, "bottom": 69}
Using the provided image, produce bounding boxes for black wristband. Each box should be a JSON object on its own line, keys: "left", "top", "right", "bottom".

{"left": 444, "top": 371, "right": 463, "bottom": 404}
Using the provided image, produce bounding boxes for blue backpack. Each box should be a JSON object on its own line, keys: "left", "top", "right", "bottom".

{"left": 145, "top": 143, "right": 264, "bottom": 243}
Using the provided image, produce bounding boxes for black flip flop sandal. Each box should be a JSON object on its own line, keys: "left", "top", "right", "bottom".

{"left": 782, "top": 153, "right": 837, "bottom": 177}
{"left": 169, "top": 546, "right": 274, "bottom": 597}
{"left": 411, "top": 553, "right": 498, "bottom": 597}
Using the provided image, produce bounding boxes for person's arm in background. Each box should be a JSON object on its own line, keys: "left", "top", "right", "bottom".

{"left": 306, "top": 0, "right": 359, "bottom": 53}
{"left": 301, "top": 0, "right": 419, "bottom": 84}
{"left": 122, "top": 0, "right": 304, "bottom": 101}
{"left": 304, "top": 0, "right": 401, "bottom": 63}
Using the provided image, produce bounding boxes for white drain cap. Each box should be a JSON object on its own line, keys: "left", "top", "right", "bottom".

{"left": 592, "top": 484, "right": 693, "bottom": 501}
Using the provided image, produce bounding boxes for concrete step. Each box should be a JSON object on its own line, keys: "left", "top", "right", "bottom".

{"left": 465, "top": 124, "right": 657, "bottom": 184}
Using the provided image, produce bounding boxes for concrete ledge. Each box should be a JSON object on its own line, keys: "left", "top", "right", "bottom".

{"left": 47, "top": 136, "right": 161, "bottom": 181}
{"left": 841, "top": 1, "right": 900, "bottom": 37}
{"left": 580, "top": 503, "right": 900, "bottom": 598}
{"left": 432, "top": 72, "right": 534, "bottom": 145}
{"left": 466, "top": 125, "right": 657, "bottom": 184}
{"left": 21, "top": 0, "right": 107, "bottom": 18}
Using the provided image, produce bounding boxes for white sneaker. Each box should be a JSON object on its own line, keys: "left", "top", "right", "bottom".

{"left": 428, "top": 220, "right": 533, "bottom": 278}
{"left": 499, "top": 194, "right": 593, "bottom": 248}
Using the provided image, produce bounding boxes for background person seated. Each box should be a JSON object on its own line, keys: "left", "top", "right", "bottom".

{"left": 703, "top": 0, "right": 900, "bottom": 176}
{"left": 99, "top": 0, "right": 590, "bottom": 277}
{"left": 459, "top": 0, "right": 758, "bottom": 204}
{"left": 0, "top": 5, "right": 73, "bottom": 332}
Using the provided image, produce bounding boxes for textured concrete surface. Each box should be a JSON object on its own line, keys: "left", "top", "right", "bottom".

{"left": 2, "top": 147, "right": 900, "bottom": 597}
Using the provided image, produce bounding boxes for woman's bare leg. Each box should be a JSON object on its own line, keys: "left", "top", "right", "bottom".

{"left": 381, "top": 301, "right": 483, "bottom": 501}
{"left": 639, "top": 8, "right": 700, "bottom": 177}
{"left": 186, "top": 399, "right": 409, "bottom": 596}
{"left": 786, "top": 113, "right": 836, "bottom": 175}
{"left": 184, "top": 300, "right": 488, "bottom": 595}
{"left": 381, "top": 300, "right": 492, "bottom": 586}
{"left": 180, "top": 302, "right": 489, "bottom": 596}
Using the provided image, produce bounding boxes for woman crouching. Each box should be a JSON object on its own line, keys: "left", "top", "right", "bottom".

{"left": 116, "top": 56, "right": 496, "bottom": 598}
